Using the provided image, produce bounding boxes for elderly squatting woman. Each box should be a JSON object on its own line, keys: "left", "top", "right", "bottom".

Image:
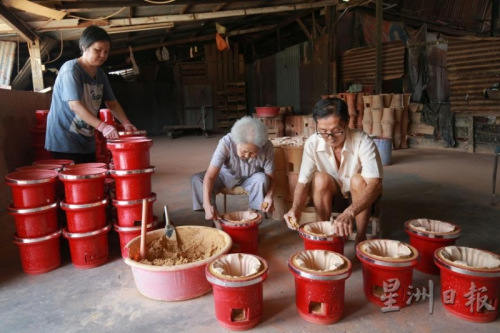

{"left": 191, "top": 116, "right": 276, "bottom": 223}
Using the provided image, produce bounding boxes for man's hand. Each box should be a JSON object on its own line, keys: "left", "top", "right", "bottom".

{"left": 284, "top": 209, "right": 301, "bottom": 230}
{"left": 332, "top": 208, "right": 355, "bottom": 237}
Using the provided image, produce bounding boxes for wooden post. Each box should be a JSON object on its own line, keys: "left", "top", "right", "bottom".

{"left": 27, "top": 38, "right": 44, "bottom": 92}
{"left": 375, "top": 0, "right": 382, "bottom": 94}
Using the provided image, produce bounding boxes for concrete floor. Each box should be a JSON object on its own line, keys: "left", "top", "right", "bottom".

{"left": 1, "top": 134, "right": 499, "bottom": 332}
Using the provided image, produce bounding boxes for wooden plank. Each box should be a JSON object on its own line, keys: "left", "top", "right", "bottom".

{"left": 4, "top": 0, "right": 66, "bottom": 20}
{"left": 27, "top": 39, "right": 44, "bottom": 92}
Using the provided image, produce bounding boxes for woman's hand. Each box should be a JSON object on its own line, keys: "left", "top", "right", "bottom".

{"left": 97, "top": 122, "right": 119, "bottom": 139}
{"left": 122, "top": 122, "right": 137, "bottom": 132}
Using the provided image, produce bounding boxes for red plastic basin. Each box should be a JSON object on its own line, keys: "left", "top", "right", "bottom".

{"left": 255, "top": 106, "right": 280, "bottom": 118}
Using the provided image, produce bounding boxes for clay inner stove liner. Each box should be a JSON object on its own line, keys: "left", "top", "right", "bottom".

{"left": 124, "top": 227, "right": 232, "bottom": 301}
{"left": 114, "top": 217, "right": 160, "bottom": 259}
{"left": 106, "top": 137, "right": 153, "bottom": 170}
{"left": 356, "top": 239, "right": 419, "bottom": 308}
{"left": 5, "top": 169, "right": 59, "bottom": 208}
{"left": 434, "top": 246, "right": 500, "bottom": 323}
{"left": 58, "top": 168, "right": 108, "bottom": 204}
{"left": 113, "top": 193, "right": 156, "bottom": 226}
{"left": 288, "top": 250, "right": 352, "bottom": 325}
{"left": 109, "top": 167, "right": 154, "bottom": 200}
{"left": 405, "top": 218, "right": 461, "bottom": 275}
{"left": 219, "top": 211, "right": 262, "bottom": 255}
{"left": 63, "top": 224, "right": 111, "bottom": 269}
{"left": 60, "top": 199, "right": 108, "bottom": 233}
{"left": 8, "top": 202, "right": 59, "bottom": 238}
{"left": 299, "top": 221, "right": 344, "bottom": 255}
{"left": 13, "top": 229, "right": 62, "bottom": 274}
{"left": 206, "top": 253, "right": 269, "bottom": 331}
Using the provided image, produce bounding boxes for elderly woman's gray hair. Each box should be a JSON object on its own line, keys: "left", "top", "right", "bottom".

{"left": 231, "top": 116, "right": 268, "bottom": 147}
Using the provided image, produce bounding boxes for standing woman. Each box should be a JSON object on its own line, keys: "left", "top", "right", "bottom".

{"left": 45, "top": 26, "right": 137, "bottom": 163}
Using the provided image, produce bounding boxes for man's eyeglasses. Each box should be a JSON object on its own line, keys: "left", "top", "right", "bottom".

{"left": 316, "top": 130, "right": 344, "bottom": 139}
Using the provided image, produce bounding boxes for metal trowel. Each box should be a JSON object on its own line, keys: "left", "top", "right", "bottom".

{"left": 163, "top": 205, "right": 177, "bottom": 242}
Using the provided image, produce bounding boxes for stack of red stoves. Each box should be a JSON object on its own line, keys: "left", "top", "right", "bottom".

{"left": 6, "top": 168, "right": 61, "bottom": 274}
{"left": 58, "top": 163, "right": 111, "bottom": 269}
{"left": 31, "top": 109, "right": 52, "bottom": 160}
{"left": 95, "top": 108, "right": 115, "bottom": 165}
{"left": 107, "top": 135, "right": 158, "bottom": 259}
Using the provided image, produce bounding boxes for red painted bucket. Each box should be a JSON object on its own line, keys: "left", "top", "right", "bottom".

{"left": 114, "top": 217, "right": 159, "bottom": 259}
{"left": 63, "top": 224, "right": 111, "bottom": 269}
{"left": 5, "top": 169, "right": 58, "bottom": 208}
{"left": 64, "top": 162, "right": 108, "bottom": 170}
{"left": 60, "top": 198, "right": 108, "bottom": 233}
{"left": 99, "top": 108, "right": 116, "bottom": 125}
{"left": 16, "top": 164, "right": 62, "bottom": 172}
{"left": 206, "top": 254, "right": 269, "bottom": 330}
{"left": 31, "top": 128, "right": 46, "bottom": 146}
{"left": 109, "top": 167, "right": 155, "bottom": 200}
{"left": 13, "top": 229, "right": 62, "bottom": 274}
{"left": 34, "top": 159, "right": 74, "bottom": 167}
{"left": 58, "top": 168, "right": 108, "bottom": 204}
{"left": 434, "top": 246, "right": 500, "bottom": 323}
{"left": 356, "top": 240, "right": 419, "bottom": 309}
{"left": 219, "top": 211, "right": 262, "bottom": 255}
{"left": 106, "top": 137, "right": 153, "bottom": 170}
{"left": 288, "top": 250, "right": 352, "bottom": 324}
{"left": 113, "top": 193, "right": 156, "bottom": 226}
{"left": 8, "top": 202, "right": 58, "bottom": 238}
{"left": 35, "top": 109, "right": 50, "bottom": 128}
{"left": 404, "top": 219, "right": 461, "bottom": 275}
{"left": 299, "top": 221, "right": 345, "bottom": 255}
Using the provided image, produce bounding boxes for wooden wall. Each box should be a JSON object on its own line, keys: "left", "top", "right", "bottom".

{"left": 0, "top": 89, "right": 52, "bottom": 208}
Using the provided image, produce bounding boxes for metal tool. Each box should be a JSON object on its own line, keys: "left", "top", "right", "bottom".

{"left": 164, "top": 205, "right": 177, "bottom": 241}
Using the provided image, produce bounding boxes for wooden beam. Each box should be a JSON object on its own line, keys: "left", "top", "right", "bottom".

{"left": 3, "top": 0, "right": 66, "bottom": 20}
{"left": 0, "top": 1, "right": 38, "bottom": 42}
{"left": 1, "top": 0, "right": 339, "bottom": 35}
{"left": 109, "top": 24, "right": 277, "bottom": 55}
{"left": 295, "top": 18, "right": 313, "bottom": 41}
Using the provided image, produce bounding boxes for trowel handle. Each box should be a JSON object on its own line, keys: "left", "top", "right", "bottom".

{"left": 164, "top": 205, "right": 170, "bottom": 226}
{"left": 140, "top": 198, "right": 148, "bottom": 259}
